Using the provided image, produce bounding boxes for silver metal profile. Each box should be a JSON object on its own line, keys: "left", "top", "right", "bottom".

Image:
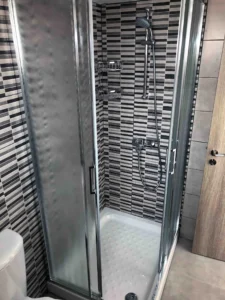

{"left": 47, "top": 281, "right": 92, "bottom": 300}
{"left": 159, "top": 0, "right": 205, "bottom": 276}
{"left": 143, "top": 8, "right": 150, "bottom": 99}
{"left": 87, "top": 0, "right": 103, "bottom": 297}
{"left": 71, "top": 0, "right": 92, "bottom": 297}
{"left": 173, "top": 0, "right": 204, "bottom": 236}
{"left": 158, "top": 0, "right": 192, "bottom": 274}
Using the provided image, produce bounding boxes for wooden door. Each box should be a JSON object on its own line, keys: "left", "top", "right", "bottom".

{"left": 193, "top": 42, "right": 225, "bottom": 260}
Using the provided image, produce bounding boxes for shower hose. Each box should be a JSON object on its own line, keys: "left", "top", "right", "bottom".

{"left": 137, "top": 44, "right": 163, "bottom": 192}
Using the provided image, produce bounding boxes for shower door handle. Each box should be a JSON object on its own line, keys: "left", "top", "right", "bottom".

{"left": 89, "top": 166, "right": 96, "bottom": 195}
{"left": 170, "top": 148, "right": 177, "bottom": 175}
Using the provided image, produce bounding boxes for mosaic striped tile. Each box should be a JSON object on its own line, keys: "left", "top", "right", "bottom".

{"left": 0, "top": 0, "right": 48, "bottom": 297}
{"left": 93, "top": 0, "right": 181, "bottom": 222}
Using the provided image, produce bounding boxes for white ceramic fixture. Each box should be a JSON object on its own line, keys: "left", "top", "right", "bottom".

{"left": 0, "top": 229, "right": 55, "bottom": 300}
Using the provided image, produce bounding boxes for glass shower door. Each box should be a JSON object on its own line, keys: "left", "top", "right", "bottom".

{"left": 171, "top": 0, "right": 205, "bottom": 247}
{"left": 9, "top": 0, "right": 102, "bottom": 298}
{"left": 160, "top": 0, "right": 205, "bottom": 272}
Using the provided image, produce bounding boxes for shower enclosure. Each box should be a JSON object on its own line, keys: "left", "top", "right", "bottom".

{"left": 9, "top": 0, "right": 205, "bottom": 299}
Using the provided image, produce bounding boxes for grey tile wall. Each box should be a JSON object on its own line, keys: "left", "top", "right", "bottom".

{"left": 195, "top": 78, "right": 217, "bottom": 112}
{"left": 181, "top": 0, "right": 225, "bottom": 240}
{"left": 188, "top": 141, "right": 207, "bottom": 171}
{"left": 191, "top": 111, "right": 212, "bottom": 142}
{"left": 185, "top": 169, "right": 204, "bottom": 196}
{"left": 204, "top": 0, "right": 225, "bottom": 41}
{"left": 0, "top": 0, "right": 48, "bottom": 296}
{"left": 199, "top": 41, "right": 223, "bottom": 78}
{"left": 183, "top": 194, "right": 200, "bottom": 220}
{"left": 93, "top": 0, "right": 181, "bottom": 222}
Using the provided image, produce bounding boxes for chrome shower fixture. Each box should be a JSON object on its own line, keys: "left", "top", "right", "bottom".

{"left": 135, "top": 9, "right": 163, "bottom": 192}
{"left": 136, "top": 16, "right": 155, "bottom": 45}
{"left": 132, "top": 138, "right": 158, "bottom": 151}
{"left": 136, "top": 16, "right": 150, "bottom": 29}
{"left": 136, "top": 8, "right": 155, "bottom": 99}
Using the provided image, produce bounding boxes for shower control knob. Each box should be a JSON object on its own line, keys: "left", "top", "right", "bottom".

{"left": 209, "top": 159, "right": 217, "bottom": 166}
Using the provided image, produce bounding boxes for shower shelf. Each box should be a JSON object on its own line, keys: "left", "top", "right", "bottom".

{"left": 97, "top": 88, "right": 122, "bottom": 100}
{"left": 95, "top": 60, "right": 123, "bottom": 72}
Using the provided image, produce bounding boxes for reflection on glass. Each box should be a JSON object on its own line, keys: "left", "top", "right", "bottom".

{"left": 12, "top": 0, "right": 91, "bottom": 294}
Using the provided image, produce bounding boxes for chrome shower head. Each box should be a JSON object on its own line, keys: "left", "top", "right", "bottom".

{"left": 136, "top": 17, "right": 151, "bottom": 29}
{"left": 136, "top": 17, "right": 155, "bottom": 45}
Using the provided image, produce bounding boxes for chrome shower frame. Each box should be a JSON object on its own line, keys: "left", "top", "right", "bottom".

{"left": 143, "top": 8, "right": 150, "bottom": 99}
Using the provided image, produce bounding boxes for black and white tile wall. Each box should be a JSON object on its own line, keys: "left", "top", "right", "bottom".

{"left": 0, "top": 0, "right": 48, "bottom": 297}
{"left": 93, "top": 0, "right": 181, "bottom": 222}
{"left": 93, "top": 2, "right": 107, "bottom": 209}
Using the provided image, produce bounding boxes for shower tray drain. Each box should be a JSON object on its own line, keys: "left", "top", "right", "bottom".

{"left": 125, "top": 293, "right": 138, "bottom": 300}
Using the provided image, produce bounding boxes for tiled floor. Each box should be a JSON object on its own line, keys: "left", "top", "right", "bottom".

{"left": 162, "top": 238, "right": 225, "bottom": 300}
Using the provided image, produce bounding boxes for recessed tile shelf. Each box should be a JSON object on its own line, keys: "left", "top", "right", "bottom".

{"left": 97, "top": 87, "right": 123, "bottom": 100}
{"left": 95, "top": 60, "right": 123, "bottom": 72}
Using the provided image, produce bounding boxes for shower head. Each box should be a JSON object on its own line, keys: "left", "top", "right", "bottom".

{"left": 136, "top": 17, "right": 155, "bottom": 44}
{"left": 136, "top": 17, "right": 151, "bottom": 29}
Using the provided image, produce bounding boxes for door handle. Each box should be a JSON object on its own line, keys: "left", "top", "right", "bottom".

{"left": 89, "top": 166, "right": 96, "bottom": 195}
{"left": 211, "top": 150, "right": 225, "bottom": 157}
{"left": 170, "top": 148, "right": 177, "bottom": 175}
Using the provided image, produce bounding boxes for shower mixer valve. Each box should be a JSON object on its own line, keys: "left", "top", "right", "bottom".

{"left": 132, "top": 137, "right": 160, "bottom": 192}
{"left": 146, "top": 138, "right": 157, "bottom": 148}
{"left": 132, "top": 138, "right": 146, "bottom": 151}
{"left": 132, "top": 138, "right": 158, "bottom": 150}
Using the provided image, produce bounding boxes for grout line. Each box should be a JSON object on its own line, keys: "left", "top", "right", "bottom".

{"left": 203, "top": 38, "right": 225, "bottom": 42}
{"left": 187, "top": 167, "right": 204, "bottom": 172}
{"left": 0, "top": 141, "right": 14, "bottom": 151}
{"left": 182, "top": 215, "right": 197, "bottom": 221}
{"left": 184, "top": 191, "right": 201, "bottom": 197}
{"left": 185, "top": 192, "right": 200, "bottom": 198}
{"left": 190, "top": 140, "right": 208, "bottom": 144}
{"left": 191, "top": 139, "right": 209, "bottom": 143}
{"left": 199, "top": 76, "right": 218, "bottom": 78}
{"left": 194, "top": 109, "right": 213, "bottom": 112}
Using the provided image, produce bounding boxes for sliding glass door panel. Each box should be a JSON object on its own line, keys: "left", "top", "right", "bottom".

{"left": 160, "top": 0, "right": 205, "bottom": 272}
{"left": 9, "top": 0, "right": 102, "bottom": 297}
{"left": 172, "top": 0, "right": 204, "bottom": 241}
